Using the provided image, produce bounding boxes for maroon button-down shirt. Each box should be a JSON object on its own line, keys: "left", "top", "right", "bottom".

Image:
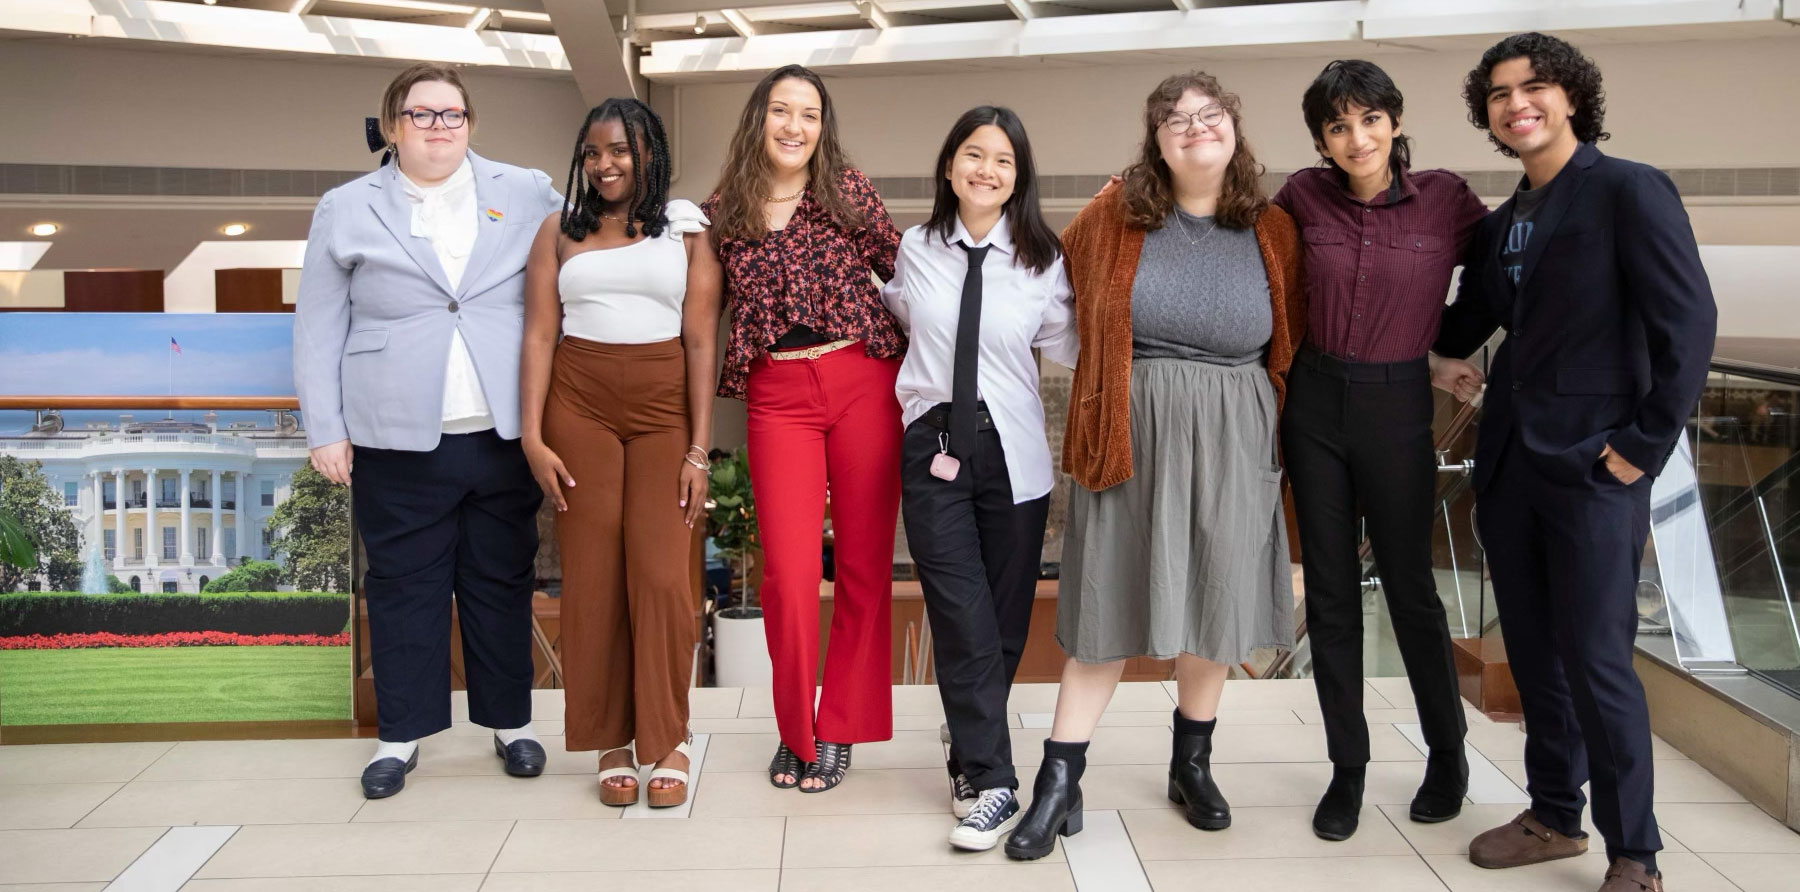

{"left": 1272, "top": 166, "right": 1488, "bottom": 363}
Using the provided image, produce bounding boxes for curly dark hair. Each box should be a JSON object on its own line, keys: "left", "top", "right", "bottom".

{"left": 1462, "top": 32, "right": 1608, "bottom": 158}
{"left": 1120, "top": 70, "right": 1268, "bottom": 231}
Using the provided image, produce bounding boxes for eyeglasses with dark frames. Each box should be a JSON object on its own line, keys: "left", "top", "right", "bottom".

{"left": 1163, "top": 104, "right": 1226, "bottom": 134}
{"left": 403, "top": 107, "right": 468, "bottom": 130}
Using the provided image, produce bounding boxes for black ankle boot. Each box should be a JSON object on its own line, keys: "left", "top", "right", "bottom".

{"left": 1312, "top": 764, "right": 1365, "bottom": 840}
{"left": 1410, "top": 748, "right": 1468, "bottom": 823}
{"left": 1005, "top": 740, "right": 1086, "bottom": 860}
{"left": 1168, "top": 711, "right": 1230, "bottom": 830}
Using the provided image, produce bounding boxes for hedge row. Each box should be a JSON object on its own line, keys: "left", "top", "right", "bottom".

{"left": 0, "top": 592, "right": 352, "bottom": 637}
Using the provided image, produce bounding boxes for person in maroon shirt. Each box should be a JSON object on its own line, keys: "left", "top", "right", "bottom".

{"left": 1271, "top": 59, "right": 1487, "bottom": 842}
{"left": 701, "top": 64, "right": 903, "bottom": 794}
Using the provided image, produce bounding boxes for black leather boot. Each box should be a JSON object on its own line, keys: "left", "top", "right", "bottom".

{"left": 1409, "top": 747, "right": 1468, "bottom": 823}
{"left": 1168, "top": 710, "right": 1230, "bottom": 830}
{"left": 1313, "top": 764, "right": 1365, "bottom": 840}
{"left": 1005, "top": 740, "right": 1086, "bottom": 860}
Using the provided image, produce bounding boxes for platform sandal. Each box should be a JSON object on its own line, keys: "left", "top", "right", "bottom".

{"left": 647, "top": 735, "right": 695, "bottom": 808}
{"left": 597, "top": 745, "right": 639, "bottom": 806}
{"left": 769, "top": 742, "right": 806, "bottom": 789}
{"left": 799, "top": 741, "right": 851, "bottom": 793}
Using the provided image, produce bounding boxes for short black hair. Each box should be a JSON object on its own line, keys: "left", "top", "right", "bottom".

{"left": 561, "top": 98, "right": 672, "bottom": 241}
{"left": 1463, "top": 32, "right": 1609, "bottom": 158}
{"left": 1301, "top": 59, "right": 1411, "bottom": 178}
{"left": 926, "top": 106, "right": 1063, "bottom": 276}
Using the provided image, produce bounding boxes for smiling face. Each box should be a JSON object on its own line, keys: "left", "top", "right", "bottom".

{"left": 1318, "top": 102, "right": 1398, "bottom": 184}
{"left": 582, "top": 117, "right": 636, "bottom": 208}
{"left": 762, "top": 77, "right": 822, "bottom": 178}
{"left": 946, "top": 124, "right": 1017, "bottom": 221}
{"left": 391, "top": 79, "right": 470, "bottom": 178}
{"left": 1156, "top": 88, "right": 1235, "bottom": 182}
{"left": 1484, "top": 57, "right": 1578, "bottom": 162}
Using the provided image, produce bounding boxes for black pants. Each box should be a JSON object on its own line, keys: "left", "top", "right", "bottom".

{"left": 1280, "top": 349, "right": 1466, "bottom": 767}
{"left": 900, "top": 410, "right": 1048, "bottom": 792}
{"left": 1477, "top": 439, "right": 1661, "bottom": 865}
{"left": 352, "top": 430, "right": 543, "bottom": 742}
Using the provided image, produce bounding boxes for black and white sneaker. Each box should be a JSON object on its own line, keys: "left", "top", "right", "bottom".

{"left": 948, "top": 763, "right": 979, "bottom": 819}
{"left": 949, "top": 788, "right": 1022, "bottom": 852}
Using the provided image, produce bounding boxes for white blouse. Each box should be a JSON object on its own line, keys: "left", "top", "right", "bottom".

{"left": 881, "top": 213, "right": 1078, "bottom": 504}
{"left": 399, "top": 158, "right": 492, "bottom": 433}
{"left": 558, "top": 200, "right": 709, "bottom": 344}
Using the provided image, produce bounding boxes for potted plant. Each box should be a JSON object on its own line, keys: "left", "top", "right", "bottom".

{"left": 707, "top": 448, "right": 770, "bottom": 686}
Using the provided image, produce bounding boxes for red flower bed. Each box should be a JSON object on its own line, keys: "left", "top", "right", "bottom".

{"left": 0, "top": 631, "right": 351, "bottom": 650}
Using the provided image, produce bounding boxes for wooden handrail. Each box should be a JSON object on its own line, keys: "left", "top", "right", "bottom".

{"left": 0, "top": 397, "right": 299, "bottom": 411}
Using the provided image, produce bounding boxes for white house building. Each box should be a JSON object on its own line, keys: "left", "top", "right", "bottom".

{"left": 1, "top": 414, "right": 309, "bottom": 593}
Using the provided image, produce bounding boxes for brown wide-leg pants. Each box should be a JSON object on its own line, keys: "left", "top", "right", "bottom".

{"left": 542, "top": 335, "right": 696, "bottom": 763}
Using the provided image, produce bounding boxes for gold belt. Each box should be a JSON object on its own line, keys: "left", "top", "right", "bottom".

{"left": 767, "top": 338, "right": 857, "bottom": 361}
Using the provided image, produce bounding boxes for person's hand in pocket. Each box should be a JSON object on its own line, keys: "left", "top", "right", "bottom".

{"left": 1599, "top": 444, "right": 1644, "bottom": 484}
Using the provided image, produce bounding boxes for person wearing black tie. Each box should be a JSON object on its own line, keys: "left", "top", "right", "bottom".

{"left": 1435, "top": 34, "right": 1715, "bottom": 892}
{"left": 881, "top": 106, "right": 1077, "bottom": 852}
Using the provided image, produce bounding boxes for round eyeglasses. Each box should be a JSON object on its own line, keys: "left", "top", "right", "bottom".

{"left": 1163, "top": 104, "right": 1225, "bottom": 134}
{"left": 404, "top": 107, "right": 468, "bottom": 130}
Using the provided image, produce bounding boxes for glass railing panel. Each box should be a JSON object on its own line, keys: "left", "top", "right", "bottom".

{"left": 1690, "top": 369, "right": 1800, "bottom": 692}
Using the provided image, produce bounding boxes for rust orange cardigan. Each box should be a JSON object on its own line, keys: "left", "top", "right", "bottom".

{"left": 1060, "top": 185, "right": 1307, "bottom": 492}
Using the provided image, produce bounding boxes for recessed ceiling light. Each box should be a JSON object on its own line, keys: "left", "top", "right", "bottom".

{"left": 29, "top": 223, "right": 59, "bottom": 237}
{"left": 220, "top": 223, "right": 251, "bottom": 237}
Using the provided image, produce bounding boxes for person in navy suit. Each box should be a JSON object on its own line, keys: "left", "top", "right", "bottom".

{"left": 1433, "top": 33, "right": 1715, "bottom": 892}
{"left": 294, "top": 63, "right": 565, "bottom": 799}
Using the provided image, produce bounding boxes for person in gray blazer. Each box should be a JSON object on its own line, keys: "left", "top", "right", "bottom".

{"left": 293, "top": 63, "right": 564, "bottom": 800}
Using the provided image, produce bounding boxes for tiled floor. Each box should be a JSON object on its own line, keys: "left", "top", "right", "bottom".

{"left": 2, "top": 680, "right": 1796, "bottom": 891}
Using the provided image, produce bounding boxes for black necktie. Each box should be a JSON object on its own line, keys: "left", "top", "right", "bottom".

{"left": 951, "top": 241, "right": 990, "bottom": 459}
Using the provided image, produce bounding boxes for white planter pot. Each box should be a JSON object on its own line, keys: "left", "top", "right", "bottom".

{"left": 713, "top": 609, "right": 772, "bottom": 687}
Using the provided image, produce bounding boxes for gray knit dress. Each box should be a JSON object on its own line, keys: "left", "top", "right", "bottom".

{"left": 1056, "top": 209, "right": 1295, "bottom": 663}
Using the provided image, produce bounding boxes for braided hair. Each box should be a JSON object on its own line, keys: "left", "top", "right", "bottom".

{"left": 560, "top": 98, "right": 673, "bottom": 241}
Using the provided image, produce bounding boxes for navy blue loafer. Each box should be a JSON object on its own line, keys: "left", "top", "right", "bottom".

{"left": 494, "top": 736, "right": 547, "bottom": 777}
{"left": 361, "top": 748, "right": 419, "bottom": 799}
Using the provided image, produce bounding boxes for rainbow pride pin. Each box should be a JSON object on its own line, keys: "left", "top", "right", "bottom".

{"left": 485, "top": 208, "right": 504, "bottom": 222}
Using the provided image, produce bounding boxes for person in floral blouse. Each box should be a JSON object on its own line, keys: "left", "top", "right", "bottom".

{"left": 701, "top": 63, "right": 903, "bottom": 794}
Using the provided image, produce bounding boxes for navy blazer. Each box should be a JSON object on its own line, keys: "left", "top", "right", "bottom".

{"left": 1434, "top": 143, "right": 1717, "bottom": 493}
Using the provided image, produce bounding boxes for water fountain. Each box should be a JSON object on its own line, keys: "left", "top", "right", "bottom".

{"left": 80, "top": 541, "right": 110, "bottom": 594}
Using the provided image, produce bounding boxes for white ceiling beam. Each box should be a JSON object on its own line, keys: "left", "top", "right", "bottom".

{"left": 540, "top": 0, "right": 639, "bottom": 100}
{"left": 1169, "top": 0, "right": 1193, "bottom": 10}
{"left": 719, "top": 8, "right": 763, "bottom": 35}
{"left": 856, "top": 0, "right": 938, "bottom": 28}
{"left": 0, "top": 0, "right": 570, "bottom": 69}
{"left": 1362, "top": 0, "right": 1784, "bottom": 40}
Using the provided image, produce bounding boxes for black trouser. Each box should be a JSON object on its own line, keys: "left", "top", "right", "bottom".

{"left": 351, "top": 430, "right": 543, "bottom": 743}
{"left": 1477, "top": 439, "right": 1661, "bottom": 866}
{"left": 1280, "top": 348, "right": 1466, "bottom": 767}
{"left": 900, "top": 405, "right": 1048, "bottom": 792}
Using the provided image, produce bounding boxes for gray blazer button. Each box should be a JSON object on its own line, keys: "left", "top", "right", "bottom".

{"left": 448, "top": 300, "right": 460, "bottom": 313}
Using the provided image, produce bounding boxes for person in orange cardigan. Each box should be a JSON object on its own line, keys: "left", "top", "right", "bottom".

{"left": 1006, "top": 70, "right": 1306, "bottom": 860}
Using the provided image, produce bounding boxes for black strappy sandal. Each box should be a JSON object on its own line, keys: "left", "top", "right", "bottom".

{"left": 800, "top": 741, "right": 851, "bottom": 793}
{"left": 768, "top": 743, "right": 806, "bottom": 789}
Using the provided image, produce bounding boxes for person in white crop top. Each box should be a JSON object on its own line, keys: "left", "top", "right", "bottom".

{"left": 519, "top": 98, "right": 723, "bottom": 810}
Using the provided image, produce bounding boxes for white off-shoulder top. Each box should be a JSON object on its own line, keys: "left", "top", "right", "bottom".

{"left": 558, "top": 199, "right": 708, "bottom": 344}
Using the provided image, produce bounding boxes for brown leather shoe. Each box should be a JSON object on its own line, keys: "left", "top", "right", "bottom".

{"left": 1599, "top": 858, "right": 1664, "bottom": 892}
{"left": 1468, "top": 810, "right": 1589, "bottom": 869}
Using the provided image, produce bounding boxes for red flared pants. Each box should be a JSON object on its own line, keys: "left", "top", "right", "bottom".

{"left": 745, "top": 346, "right": 901, "bottom": 762}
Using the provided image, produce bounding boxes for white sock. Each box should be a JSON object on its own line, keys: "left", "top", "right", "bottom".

{"left": 369, "top": 740, "right": 418, "bottom": 766}
{"left": 495, "top": 722, "right": 539, "bottom": 746}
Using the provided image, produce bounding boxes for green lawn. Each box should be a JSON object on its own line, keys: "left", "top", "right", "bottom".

{"left": 0, "top": 646, "right": 351, "bottom": 726}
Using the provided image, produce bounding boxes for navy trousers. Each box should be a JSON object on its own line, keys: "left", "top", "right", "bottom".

{"left": 352, "top": 430, "right": 542, "bottom": 742}
{"left": 1476, "top": 442, "right": 1661, "bottom": 866}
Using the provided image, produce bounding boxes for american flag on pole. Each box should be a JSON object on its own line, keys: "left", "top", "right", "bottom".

{"left": 170, "top": 337, "right": 182, "bottom": 354}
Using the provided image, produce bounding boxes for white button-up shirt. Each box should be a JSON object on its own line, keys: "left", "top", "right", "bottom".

{"left": 399, "top": 158, "right": 494, "bottom": 434}
{"left": 881, "top": 213, "right": 1078, "bottom": 503}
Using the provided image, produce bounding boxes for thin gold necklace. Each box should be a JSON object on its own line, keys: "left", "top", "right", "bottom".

{"left": 768, "top": 185, "right": 806, "bottom": 203}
